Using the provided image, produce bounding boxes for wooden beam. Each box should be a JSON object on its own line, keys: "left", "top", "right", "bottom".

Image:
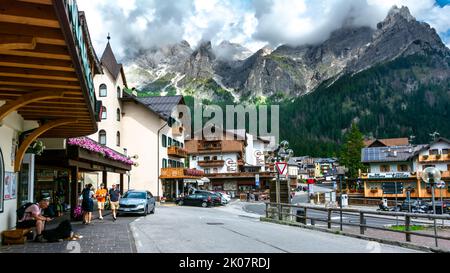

{"left": 0, "top": 1, "right": 60, "bottom": 28}
{"left": 0, "top": 54, "right": 75, "bottom": 71}
{"left": 0, "top": 43, "right": 70, "bottom": 60}
{"left": 18, "top": 0, "right": 53, "bottom": 5}
{"left": 0, "top": 67, "right": 78, "bottom": 81}
{"left": 0, "top": 90, "right": 65, "bottom": 121}
{"left": 0, "top": 76, "right": 81, "bottom": 89}
{"left": 0, "top": 86, "right": 81, "bottom": 95}
{"left": 0, "top": 34, "right": 36, "bottom": 50}
{"left": 14, "top": 118, "right": 78, "bottom": 171}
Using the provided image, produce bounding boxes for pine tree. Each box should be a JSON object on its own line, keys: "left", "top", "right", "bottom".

{"left": 339, "top": 123, "right": 365, "bottom": 179}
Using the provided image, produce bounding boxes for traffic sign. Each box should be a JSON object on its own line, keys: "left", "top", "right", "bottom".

{"left": 275, "top": 162, "right": 288, "bottom": 175}
{"left": 255, "top": 174, "right": 260, "bottom": 187}
{"left": 436, "top": 181, "right": 446, "bottom": 189}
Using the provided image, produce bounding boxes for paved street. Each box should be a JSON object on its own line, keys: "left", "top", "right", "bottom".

{"left": 130, "top": 202, "right": 420, "bottom": 253}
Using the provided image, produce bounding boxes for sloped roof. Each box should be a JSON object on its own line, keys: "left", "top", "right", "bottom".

{"left": 364, "top": 138, "right": 410, "bottom": 147}
{"left": 415, "top": 137, "right": 450, "bottom": 154}
{"left": 100, "top": 42, "right": 127, "bottom": 87}
{"left": 122, "top": 93, "right": 185, "bottom": 121}
{"left": 361, "top": 145, "right": 426, "bottom": 163}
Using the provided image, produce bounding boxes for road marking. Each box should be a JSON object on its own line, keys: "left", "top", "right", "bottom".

{"left": 331, "top": 217, "right": 348, "bottom": 220}
{"left": 135, "top": 218, "right": 141, "bottom": 222}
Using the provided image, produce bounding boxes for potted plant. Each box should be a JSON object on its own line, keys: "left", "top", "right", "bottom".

{"left": 423, "top": 155, "right": 429, "bottom": 160}
{"left": 436, "top": 154, "right": 441, "bottom": 159}
{"left": 370, "top": 187, "right": 378, "bottom": 193}
{"left": 26, "top": 140, "right": 45, "bottom": 156}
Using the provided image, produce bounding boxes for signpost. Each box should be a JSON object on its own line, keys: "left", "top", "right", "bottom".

{"left": 421, "top": 167, "right": 441, "bottom": 247}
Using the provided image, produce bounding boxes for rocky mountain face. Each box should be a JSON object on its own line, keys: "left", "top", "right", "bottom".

{"left": 123, "top": 6, "right": 450, "bottom": 102}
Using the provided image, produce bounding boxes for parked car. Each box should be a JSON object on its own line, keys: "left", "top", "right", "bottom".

{"left": 425, "top": 201, "right": 450, "bottom": 214}
{"left": 117, "top": 190, "right": 156, "bottom": 216}
{"left": 176, "top": 193, "right": 214, "bottom": 208}
{"left": 396, "top": 200, "right": 427, "bottom": 212}
{"left": 215, "top": 192, "right": 231, "bottom": 205}
{"left": 193, "top": 190, "right": 222, "bottom": 206}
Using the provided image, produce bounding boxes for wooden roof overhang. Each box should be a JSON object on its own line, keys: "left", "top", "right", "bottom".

{"left": 0, "top": 0, "right": 98, "bottom": 138}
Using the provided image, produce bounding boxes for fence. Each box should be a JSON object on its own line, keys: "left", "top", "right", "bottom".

{"left": 265, "top": 202, "right": 450, "bottom": 248}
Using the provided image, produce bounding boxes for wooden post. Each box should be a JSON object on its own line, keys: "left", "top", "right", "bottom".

{"left": 265, "top": 202, "right": 269, "bottom": 218}
{"left": 279, "top": 204, "right": 283, "bottom": 221}
{"left": 360, "top": 212, "right": 365, "bottom": 235}
{"left": 304, "top": 208, "right": 307, "bottom": 225}
{"left": 120, "top": 173, "right": 124, "bottom": 195}
{"left": 328, "top": 209, "right": 332, "bottom": 229}
{"left": 70, "top": 166, "right": 78, "bottom": 220}
{"left": 405, "top": 215, "right": 411, "bottom": 242}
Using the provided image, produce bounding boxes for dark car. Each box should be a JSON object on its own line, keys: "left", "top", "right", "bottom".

{"left": 397, "top": 200, "right": 427, "bottom": 212}
{"left": 425, "top": 201, "right": 450, "bottom": 214}
{"left": 177, "top": 193, "right": 214, "bottom": 208}
{"left": 118, "top": 190, "right": 156, "bottom": 216}
{"left": 193, "top": 190, "right": 222, "bottom": 206}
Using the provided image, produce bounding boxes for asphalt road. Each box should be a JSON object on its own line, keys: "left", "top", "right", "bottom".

{"left": 129, "top": 203, "right": 420, "bottom": 253}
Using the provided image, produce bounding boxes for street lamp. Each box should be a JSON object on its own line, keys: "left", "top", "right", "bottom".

{"left": 421, "top": 167, "right": 441, "bottom": 247}
{"left": 336, "top": 166, "right": 348, "bottom": 231}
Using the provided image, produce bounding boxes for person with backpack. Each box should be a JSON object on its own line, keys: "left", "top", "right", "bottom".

{"left": 17, "top": 197, "right": 53, "bottom": 242}
{"left": 80, "top": 184, "right": 94, "bottom": 225}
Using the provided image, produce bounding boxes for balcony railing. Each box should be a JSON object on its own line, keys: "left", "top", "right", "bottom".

{"left": 416, "top": 171, "right": 450, "bottom": 178}
{"left": 167, "top": 146, "right": 187, "bottom": 158}
{"left": 419, "top": 154, "right": 450, "bottom": 162}
{"left": 160, "top": 168, "right": 204, "bottom": 179}
{"left": 198, "top": 160, "right": 225, "bottom": 167}
{"left": 361, "top": 172, "right": 415, "bottom": 179}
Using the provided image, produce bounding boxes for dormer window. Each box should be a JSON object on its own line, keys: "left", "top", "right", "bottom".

{"left": 99, "top": 84, "right": 107, "bottom": 97}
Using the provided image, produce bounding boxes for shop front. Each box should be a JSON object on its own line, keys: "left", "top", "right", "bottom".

{"left": 208, "top": 172, "right": 274, "bottom": 198}
{"left": 160, "top": 168, "right": 205, "bottom": 202}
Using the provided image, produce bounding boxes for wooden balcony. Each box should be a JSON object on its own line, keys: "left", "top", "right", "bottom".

{"left": 419, "top": 154, "right": 450, "bottom": 163}
{"left": 417, "top": 171, "right": 450, "bottom": 178}
{"left": 198, "top": 160, "right": 225, "bottom": 167}
{"left": 160, "top": 168, "right": 204, "bottom": 179}
{"left": 167, "top": 146, "right": 187, "bottom": 158}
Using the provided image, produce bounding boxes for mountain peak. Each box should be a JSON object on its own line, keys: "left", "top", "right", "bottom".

{"left": 386, "top": 5, "right": 415, "bottom": 23}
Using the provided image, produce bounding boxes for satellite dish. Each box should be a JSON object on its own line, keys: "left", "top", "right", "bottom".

{"left": 421, "top": 167, "right": 441, "bottom": 184}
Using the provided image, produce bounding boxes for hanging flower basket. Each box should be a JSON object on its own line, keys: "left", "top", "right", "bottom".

{"left": 26, "top": 140, "right": 45, "bottom": 156}
{"left": 67, "top": 137, "right": 133, "bottom": 165}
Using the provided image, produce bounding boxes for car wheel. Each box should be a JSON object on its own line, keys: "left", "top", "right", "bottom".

{"left": 179, "top": 200, "right": 184, "bottom": 206}
{"left": 150, "top": 205, "right": 155, "bottom": 214}
{"left": 201, "top": 202, "right": 208, "bottom": 208}
{"left": 143, "top": 206, "right": 148, "bottom": 216}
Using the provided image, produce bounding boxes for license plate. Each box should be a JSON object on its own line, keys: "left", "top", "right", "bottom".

{"left": 122, "top": 208, "right": 131, "bottom": 212}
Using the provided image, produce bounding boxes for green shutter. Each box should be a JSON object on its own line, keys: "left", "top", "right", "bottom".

{"left": 162, "top": 134, "right": 167, "bottom": 147}
{"left": 163, "top": 159, "right": 167, "bottom": 168}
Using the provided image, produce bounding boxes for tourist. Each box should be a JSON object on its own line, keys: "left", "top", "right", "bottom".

{"left": 108, "top": 184, "right": 121, "bottom": 221}
{"left": 80, "top": 184, "right": 94, "bottom": 225}
{"left": 17, "top": 197, "right": 53, "bottom": 242}
{"left": 95, "top": 183, "right": 107, "bottom": 220}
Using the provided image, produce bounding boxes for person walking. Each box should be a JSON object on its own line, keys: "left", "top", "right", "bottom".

{"left": 95, "top": 183, "right": 107, "bottom": 220}
{"left": 81, "top": 184, "right": 94, "bottom": 225}
{"left": 108, "top": 184, "right": 121, "bottom": 221}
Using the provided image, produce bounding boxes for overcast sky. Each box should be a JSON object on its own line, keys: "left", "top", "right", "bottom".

{"left": 77, "top": 0, "right": 450, "bottom": 60}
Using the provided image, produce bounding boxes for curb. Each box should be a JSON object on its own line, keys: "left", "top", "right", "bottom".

{"left": 260, "top": 217, "right": 449, "bottom": 253}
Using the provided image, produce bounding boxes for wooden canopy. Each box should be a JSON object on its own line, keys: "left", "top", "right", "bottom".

{"left": 0, "top": 0, "right": 98, "bottom": 138}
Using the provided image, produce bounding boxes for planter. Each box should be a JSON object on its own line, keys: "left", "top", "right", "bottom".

{"left": 370, "top": 189, "right": 378, "bottom": 193}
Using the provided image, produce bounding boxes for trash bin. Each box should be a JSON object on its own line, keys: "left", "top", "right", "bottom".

{"left": 296, "top": 209, "right": 306, "bottom": 224}
{"left": 341, "top": 194, "right": 349, "bottom": 207}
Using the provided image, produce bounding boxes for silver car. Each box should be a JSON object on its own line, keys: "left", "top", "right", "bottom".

{"left": 117, "top": 190, "right": 156, "bottom": 216}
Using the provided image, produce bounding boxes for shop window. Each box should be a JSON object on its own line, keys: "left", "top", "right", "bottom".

{"left": 380, "top": 165, "right": 390, "bottom": 172}
{"left": 162, "top": 135, "right": 167, "bottom": 148}
{"left": 116, "top": 108, "right": 121, "bottom": 121}
{"left": 117, "top": 87, "right": 121, "bottom": 98}
{"left": 99, "top": 84, "right": 107, "bottom": 97}
{"left": 99, "top": 130, "right": 107, "bottom": 145}
{"left": 101, "top": 106, "right": 107, "bottom": 120}
{"left": 116, "top": 132, "right": 121, "bottom": 147}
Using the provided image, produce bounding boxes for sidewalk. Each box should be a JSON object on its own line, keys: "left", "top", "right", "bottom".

{"left": 0, "top": 211, "right": 137, "bottom": 253}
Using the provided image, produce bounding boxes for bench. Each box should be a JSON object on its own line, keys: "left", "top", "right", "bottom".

{"left": 1, "top": 228, "right": 32, "bottom": 245}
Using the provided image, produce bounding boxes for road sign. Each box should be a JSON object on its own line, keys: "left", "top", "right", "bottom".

{"left": 255, "top": 174, "right": 260, "bottom": 187}
{"left": 436, "top": 181, "right": 446, "bottom": 189}
{"left": 275, "top": 162, "right": 288, "bottom": 175}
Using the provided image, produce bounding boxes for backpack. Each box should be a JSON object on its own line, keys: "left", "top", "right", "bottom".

{"left": 42, "top": 220, "right": 72, "bottom": 242}
{"left": 17, "top": 202, "right": 35, "bottom": 221}
{"left": 82, "top": 189, "right": 90, "bottom": 201}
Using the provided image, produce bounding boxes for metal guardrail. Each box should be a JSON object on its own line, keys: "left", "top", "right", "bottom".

{"left": 265, "top": 202, "right": 450, "bottom": 248}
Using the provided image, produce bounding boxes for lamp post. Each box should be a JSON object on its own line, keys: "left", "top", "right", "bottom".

{"left": 336, "top": 166, "right": 348, "bottom": 232}
{"left": 422, "top": 167, "right": 441, "bottom": 248}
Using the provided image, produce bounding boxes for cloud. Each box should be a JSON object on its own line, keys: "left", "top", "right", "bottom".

{"left": 77, "top": 0, "right": 450, "bottom": 60}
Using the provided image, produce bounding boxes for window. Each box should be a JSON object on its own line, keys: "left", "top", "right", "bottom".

{"left": 117, "top": 87, "right": 121, "bottom": 98}
{"left": 99, "top": 130, "right": 106, "bottom": 145}
{"left": 430, "top": 149, "right": 439, "bottom": 155}
{"left": 448, "top": 164, "right": 450, "bottom": 171}
{"left": 162, "top": 159, "right": 167, "bottom": 168}
{"left": 101, "top": 106, "right": 107, "bottom": 120}
{"left": 204, "top": 156, "right": 210, "bottom": 161}
{"left": 213, "top": 168, "right": 218, "bottom": 173}
{"left": 168, "top": 137, "right": 173, "bottom": 147}
{"left": 99, "top": 84, "right": 107, "bottom": 97}
{"left": 204, "top": 168, "right": 211, "bottom": 174}
{"left": 181, "top": 143, "right": 184, "bottom": 148}
{"left": 397, "top": 165, "right": 409, "bottom": 172}
{"left": 213, "top": 156, "right": 218, "bottom": 161}
{"left": 162, "top": 135, "right": 167, "bottom": 148}
{"left": 116, "top": 132, "right": 120, "bottom": 147}
{"left": 443, "top": 149, "right": 449, "bottom": 155}
{"left": 380, "top": 165, "right": 390, "bottom": 172}
{"left": 192, "top": 156, "right": 197, "bottom": 161}
{"left": 116, "top": 108, "right": 121, "bottom": 121}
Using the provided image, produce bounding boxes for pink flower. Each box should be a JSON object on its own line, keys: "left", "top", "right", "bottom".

{"left": 68, "top": 137, "right": 134, "bottom": 165}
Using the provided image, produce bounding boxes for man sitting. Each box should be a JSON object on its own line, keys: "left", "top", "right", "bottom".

{"left": 17, "top": 197, "right": 53, "bottom": 242}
